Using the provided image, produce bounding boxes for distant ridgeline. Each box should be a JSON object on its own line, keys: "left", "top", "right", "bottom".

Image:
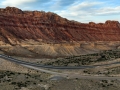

{"left": 0, "top": 7, "right": 120, "bottom": 43}
{"left": 0, "top": 7, "right": 120, "bottom": 57}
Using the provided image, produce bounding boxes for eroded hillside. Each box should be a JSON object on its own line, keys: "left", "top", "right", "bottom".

{"left": 0, "top": 7, "right": 120, "bottom": 57}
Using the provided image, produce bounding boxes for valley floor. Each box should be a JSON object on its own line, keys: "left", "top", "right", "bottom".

{"left": 0, "top": 54, "right": 120, "bottom": 90}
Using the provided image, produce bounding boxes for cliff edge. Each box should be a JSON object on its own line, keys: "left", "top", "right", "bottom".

{"left": 0, "top": 7, "right": 120, "bottom": 57}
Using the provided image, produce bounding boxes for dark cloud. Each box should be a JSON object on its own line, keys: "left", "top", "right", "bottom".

{"left": 58, "top": 0, "right": 76, "bottom": 6}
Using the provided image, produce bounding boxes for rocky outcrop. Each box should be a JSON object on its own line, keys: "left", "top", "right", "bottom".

{"left": 0, "top": 7, "right": 120, "bottom": 57}
{"left": 0, "top": 7, "right": 120, "bottom": 44}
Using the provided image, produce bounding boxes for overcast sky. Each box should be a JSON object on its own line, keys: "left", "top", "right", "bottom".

{"left": 0, "top": 0, "right": 120, "bottom": 23}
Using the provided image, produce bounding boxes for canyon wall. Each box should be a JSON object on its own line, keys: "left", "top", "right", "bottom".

{"left": 0, "top": 7, "right": 120, "bottom": 57}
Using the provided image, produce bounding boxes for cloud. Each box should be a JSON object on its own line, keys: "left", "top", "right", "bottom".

{"left": 55, "top": 1, "right": 120, "bottom": 23}
{"left": 56, "top": 1, "right": 101, "bottom": 18}
{"left": 51, "top": 0, "right": 76, "bottom": 10}
{"left": 69, "top": 1, "right": 101, "bottom": 11}
{"left": 95, "top": 6, "right": 120, "bottom": 15}
{"left": 57, "top": 0, "right": 76, "bottom": 6}
{"left": 1, "top": 0, "right": 36, "bottom": 7}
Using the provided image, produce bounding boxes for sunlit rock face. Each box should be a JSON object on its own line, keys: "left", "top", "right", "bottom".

{"left": 0, "top": 7, "right": 120, "bottom": 57}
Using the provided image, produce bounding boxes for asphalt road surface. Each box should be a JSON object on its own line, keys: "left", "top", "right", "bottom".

{"left": 0, "top": 54, "right": 95, "bottom": 69}
{"left": 0, "top": 54, "right": 120, "bottom": 69}
{"left": 1, "top": 54, "right": 120, "bottom": 80}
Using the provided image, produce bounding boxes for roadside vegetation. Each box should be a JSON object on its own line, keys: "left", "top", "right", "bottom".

{"left": 44, "top": 49, "right": 120, "bottom": 66}
{"left": 0, "top": 70, "right": 49, "bottom": 90}
{"left": 0, "top": 70, "right": 120, "bottom": 90}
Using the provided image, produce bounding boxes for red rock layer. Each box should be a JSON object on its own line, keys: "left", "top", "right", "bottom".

{"left": 0, "top": 7, "right": 120, "bottom": 43}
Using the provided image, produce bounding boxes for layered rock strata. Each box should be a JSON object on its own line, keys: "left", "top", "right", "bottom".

{"left": 0, "top": 7, "right": 120, "bottom": 57}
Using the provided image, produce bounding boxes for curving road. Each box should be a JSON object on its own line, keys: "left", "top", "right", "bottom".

{"left": 0, "top": 54, "right": 96, "bottom": 69}
{"left": 0, "top": 54, "right": 120, "bottom": 69}
{"left": 1, "top": 54, "right": 120, "bottom": 79}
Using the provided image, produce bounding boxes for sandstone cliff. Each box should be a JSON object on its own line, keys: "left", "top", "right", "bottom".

{"left": 0, "top": 7, "right": 120, "bottom": 57}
